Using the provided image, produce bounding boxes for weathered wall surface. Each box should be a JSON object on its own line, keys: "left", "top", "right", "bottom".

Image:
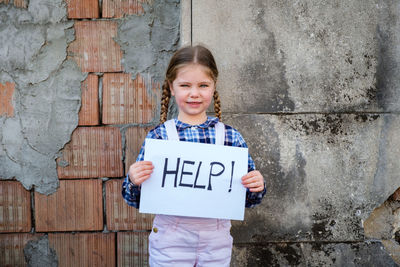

{"left": 0, "top": 0, "right": 179, "bottom": 265}
{"left": 1, "top": 0, "right": 399, "bottom": 265}
{"left": 0, "top": 0, "right": 85, "bottom": 194}
{"left": 188, "top": 0, "right": 400, "bottom": 266}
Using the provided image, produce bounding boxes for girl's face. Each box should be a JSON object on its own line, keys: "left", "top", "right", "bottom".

{"left": 170, "top": 64, "right": 215, "bottom": 125}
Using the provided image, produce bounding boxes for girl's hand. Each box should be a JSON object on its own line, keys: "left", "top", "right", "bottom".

{"left": 128, "top": 161, "right": 154, "bottom": 186}
{"left": 241, "top": 170, "right": 264, "bottom": 192}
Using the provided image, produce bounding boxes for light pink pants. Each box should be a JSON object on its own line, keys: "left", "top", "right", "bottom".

{"left": 148, "top": 214, "right": 233, "bottom": 267}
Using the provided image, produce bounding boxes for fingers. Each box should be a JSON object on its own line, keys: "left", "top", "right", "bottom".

{"left": 242, "top": 170, "right": 264, "bottom": 192}
{"left": 128, "top": 161, "right": 154, "bottom": 185}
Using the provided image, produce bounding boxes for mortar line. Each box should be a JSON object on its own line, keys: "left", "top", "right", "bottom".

{"left": 219, "top": 111, "right": 400, "bottom": 116}
{"left": 99, "top": 0, "right": 102, "bottom": 18}
{"left": 58, "top": 178, "right": 124, "bottom": 181}
{"left": 190, "top": 0, "right": 193, "bottom": 45}
{"left": 30, "top": 189, "right": 36, "bottom": 233}
{"left": 120, "top": 127, "right": 127, "bottom": 177}
{"left": 233, "top": 239, "right": 385, "bottom": 246}
{"left": 115, "top": 229, "right": 118, "bottom": 267}
{"left": 102, "top": 180, "right": 107, "bottom": 233}
{"left": 0, "top": 230, "right": 152, "bottom": 235}
{"left": 99, "top": 74, "right": 103, "bottom": 125}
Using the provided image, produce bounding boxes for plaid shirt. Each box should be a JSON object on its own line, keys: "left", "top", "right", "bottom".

{"left": 122, "top": 117, "right": 266, "bottom": 209}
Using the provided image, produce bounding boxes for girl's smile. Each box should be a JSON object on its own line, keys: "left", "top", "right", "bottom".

{"left": 169, "top": 64, "right": 215, "bottom": 125}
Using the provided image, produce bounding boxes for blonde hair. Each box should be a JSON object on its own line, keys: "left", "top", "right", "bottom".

{"left": 160, "top": 45, "right": 221, "bottom": 123}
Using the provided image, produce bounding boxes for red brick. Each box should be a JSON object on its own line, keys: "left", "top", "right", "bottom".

{"left": 49, "top": 233, "right": 115, "bottom": 267}
{"left": 79, "top": 74, "right": 99, "bottom": 126}
{"left": 57, "top": 127, "right": 123, "bottom": 178}
{"left": 102, "top": 0, "right": 150, "bottom": 18}
{"left": 125, "top": 126, "right": 152, "bottom": 172}
{"left": 0, "top": 82, "right": 15, "bottom": 118}
{"left": 35, "top": 180, "right": 103, "bottom": 232}
{"left": 0, "top": 0, "right": 27, "bottom": 8}
{"left": 0, "top": 181, "right": 31, "bottom": 233}
{"left": 102, "top": 73, "right": 160, "bottom": 124}
{"left": 106, "top": 179, "right": 153, "bottom": 230}
{"left": 0, "top": 234, "right": 43, "bottom": 267}
{"left": 117, "top": 232, "right": 149, "bottom": 267}
{"left": 68, "top": 21, "right": 123, "bottom": 72}
{"left": 66, "top": 0, "right": 99, "bottom": 19}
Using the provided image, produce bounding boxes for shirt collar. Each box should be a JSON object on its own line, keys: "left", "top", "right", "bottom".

{"left": 174, "top": 116, "right": 219, "bottom": 130}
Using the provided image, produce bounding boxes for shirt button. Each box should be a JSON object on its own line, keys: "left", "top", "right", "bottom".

{"left": 153, "top": 227, "right": 158, "bottom": 233}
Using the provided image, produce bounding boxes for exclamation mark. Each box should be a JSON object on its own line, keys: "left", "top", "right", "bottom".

{"left": 228, "top": 161, "right": 235, "bottom": 192}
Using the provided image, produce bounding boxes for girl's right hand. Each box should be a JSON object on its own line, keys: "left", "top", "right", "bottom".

{"left": 128, "top": 161, "right": 154, "bottom": 186}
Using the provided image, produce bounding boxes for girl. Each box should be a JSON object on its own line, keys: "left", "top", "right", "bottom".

{"left": 122, "top": 45, "right": 266, "bottom": 266}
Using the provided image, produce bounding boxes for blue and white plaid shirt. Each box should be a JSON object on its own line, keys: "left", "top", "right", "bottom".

{"left": 122, "top": 116, "right": 266, "bottom": 209}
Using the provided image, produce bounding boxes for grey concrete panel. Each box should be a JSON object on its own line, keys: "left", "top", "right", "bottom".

{"left": 192, "top": 0, "right": 400, "bottom": 113}
{"left": 231, "top": 241, "right": 398, "bottom": 267}
{"left": 180, "top": 0, "right": 191, "bottom": 46}
{"left": 222, "top": 114, "right": 400, "bottom": 242}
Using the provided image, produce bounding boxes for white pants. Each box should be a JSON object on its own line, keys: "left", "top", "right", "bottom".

{"left": 149, "top": 214, "right": 233, "bottom": 267}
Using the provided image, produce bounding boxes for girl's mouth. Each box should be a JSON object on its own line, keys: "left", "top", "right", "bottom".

{"left": 187, "top": 101, "right": 202, "bottom": 106}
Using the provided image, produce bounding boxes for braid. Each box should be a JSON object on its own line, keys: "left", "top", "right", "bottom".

{"left": 213, "top": 90, "right": 222, "bottom": 121}
{"left": 160, "top": 80, "right": 171, "bottom": 124}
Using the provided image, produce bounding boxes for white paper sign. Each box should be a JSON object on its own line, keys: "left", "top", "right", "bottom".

{"left": 139, "top": 139, "right": 248, "bottom": 220}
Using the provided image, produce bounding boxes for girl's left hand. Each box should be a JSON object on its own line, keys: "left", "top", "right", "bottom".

{"left": 241, "top": 170, "right": 264, "bottom": 192}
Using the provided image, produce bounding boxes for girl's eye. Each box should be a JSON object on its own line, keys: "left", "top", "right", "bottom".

{"left": 200, "top": 84, "right": 209, "bottom": 88}
{"left": 180, "top": 84, "right": 189, "bottom": 87}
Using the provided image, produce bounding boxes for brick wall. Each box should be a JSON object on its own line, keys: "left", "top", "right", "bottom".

{"left": 0, "top": 1, "right": 160, "bottom": 265}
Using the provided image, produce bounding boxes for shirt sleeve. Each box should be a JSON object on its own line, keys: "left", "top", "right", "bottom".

{"left": 121, "top": 175, "right": 141, "bottom": 208}
{"left": 121, "top": 128, "right": 162, "bottom": 209}
{"left": 231, "top": 128, "right": 267, "bottom": 208}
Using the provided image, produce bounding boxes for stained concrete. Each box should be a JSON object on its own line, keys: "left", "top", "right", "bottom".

{"left": 224, "top": 114, "right": 400, "bottom": 243}
{"left": 0, "top": 1, "right": 85, "bottom": 194}
{"left": 189, "top": 0, "right": 400, "bottom": 265}
{"left": 192, "top": 0, "right": 400, "bottom": 113}
{"left": 232, "top": 241, "right": 398, "bottom": 266}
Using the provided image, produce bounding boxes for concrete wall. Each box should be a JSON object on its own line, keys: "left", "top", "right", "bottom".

{"left": 185, "top": 0, "right": 400, "bottom": 266}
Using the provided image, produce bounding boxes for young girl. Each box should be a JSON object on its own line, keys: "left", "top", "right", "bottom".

{"left": 122, "top": 45, "right": 266, "bottom": 266}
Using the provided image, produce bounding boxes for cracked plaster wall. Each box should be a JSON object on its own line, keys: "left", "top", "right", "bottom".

{"left": 115, "top": 0, "right": 180, "bottom": 119}
{"left": 0, "top": 0, "right": 180, "bottom": 195}
{"left": 0, "top": 0, "right": 85, "bottom": 195}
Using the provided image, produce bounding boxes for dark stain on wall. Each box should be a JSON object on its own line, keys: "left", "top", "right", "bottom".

{"left": 244, "top": 243, "right": 303, "bottom": 267}
{"left": 375, "top": 1, "right": 400, "bottom": 111}
{"left": 236, "top": 5, "right": 295, "bottom": 113}
{"left": 283, "top": 114, "right": 380, "bottom": 142}
{"left": 275, "top": 243, "right": 303, "bottom": 266}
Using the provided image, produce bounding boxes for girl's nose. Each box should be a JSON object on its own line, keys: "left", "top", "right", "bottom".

{"left": 189, "top": 86, "right": 200, "bottom": 97}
